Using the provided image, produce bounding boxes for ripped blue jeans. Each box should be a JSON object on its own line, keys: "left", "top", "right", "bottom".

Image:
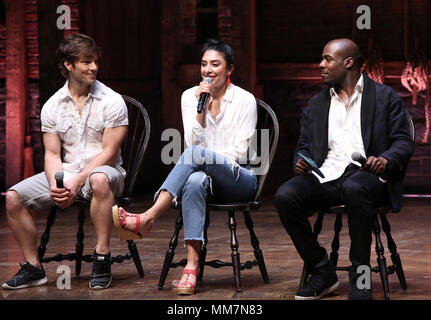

{"left": 155, "top": 145, "right": 257, "bottom": 243}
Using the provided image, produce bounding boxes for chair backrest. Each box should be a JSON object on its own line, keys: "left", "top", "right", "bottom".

{"left": 405, "top": 109, "right": 415, "bottom": 142}
{"left": 252, "top": 98, "right": 279, "bottom": 201}
{"left": 120, "top": 95, "right": 151, "bottom": 197}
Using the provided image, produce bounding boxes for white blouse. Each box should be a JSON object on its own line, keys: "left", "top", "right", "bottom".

{"left": 181, "top": 83, "right": 257, "bottom": 164}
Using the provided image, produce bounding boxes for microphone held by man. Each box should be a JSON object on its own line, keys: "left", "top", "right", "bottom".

{"left": 351, "top": 152, "right": 388, "bottom": 179}
{"left": 50, "top": 171, "right": 74, "bottom": 209}
{"left": 55, "top": 171, "right": 64, "bottom": 188}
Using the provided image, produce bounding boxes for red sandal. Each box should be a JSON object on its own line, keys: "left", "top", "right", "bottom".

{"left": 112, "top": 205, "right": 143, "bottom": 241}
{"left": 175, "top": 269, "right": 199, "bottom": 295}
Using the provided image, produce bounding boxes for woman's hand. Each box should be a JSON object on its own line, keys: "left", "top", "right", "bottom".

{"left": 195, "top": 81, "right": 212, "bottom": 128}
{"left": 195, "top": 80, "right": 212, "bottom": 101}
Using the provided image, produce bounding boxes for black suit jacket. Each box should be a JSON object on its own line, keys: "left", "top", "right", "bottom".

{"left": 294, "top": 74, "right": 414, "bottom": 212}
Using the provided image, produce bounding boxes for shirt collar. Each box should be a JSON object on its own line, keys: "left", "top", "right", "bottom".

{"left": 58, "top": 80, "right": 104, "bottom": 101}
{"left": 222, "top": 83, "right": 235, "bottom": 102}
{"left": 329, "top": 73, "right": 364, "bottom": 98}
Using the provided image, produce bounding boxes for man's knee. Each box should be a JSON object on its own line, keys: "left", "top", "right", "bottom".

{"left": 342, "top": 179, "right": 365, "bottom": 205}
{"left": 274, "top": 182, "right": 298, "bottom": 213}
{"left": 5, "top": 190, "right": 24, "bottom": 213}
{"left": 89, "top": 173, "right": 112, "bottom": 197}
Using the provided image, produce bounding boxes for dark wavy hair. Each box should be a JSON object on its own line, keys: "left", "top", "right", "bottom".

{"left": 200, "top": 39, "right": 235, "bottom": 67}
{"left": 56, "top": 33, "right": 101, "bottom": 77}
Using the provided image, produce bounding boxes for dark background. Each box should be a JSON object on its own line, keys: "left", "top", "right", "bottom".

{"left": 1, "top": 0, "right": 430, "bottom": 196}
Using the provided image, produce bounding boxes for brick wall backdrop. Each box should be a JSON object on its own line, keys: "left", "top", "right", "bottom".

{"left": 0, "top": 0, "right": 43, "bottom": 190}
{"left": 0, "top": 0, "right": 6, "bottom": 189}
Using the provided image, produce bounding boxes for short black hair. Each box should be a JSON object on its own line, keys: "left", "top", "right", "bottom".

{"left": 200, "top": 39, "right": 235, "bottom": 66}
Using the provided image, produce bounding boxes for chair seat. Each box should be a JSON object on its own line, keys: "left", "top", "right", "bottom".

{"left": 316, "top": 205, "right": 391, "bottom": 215}
{"left": 207, "top": 201, "right": 261, "bottom": 211}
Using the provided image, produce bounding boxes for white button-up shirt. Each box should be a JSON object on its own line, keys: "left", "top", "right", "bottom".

{"left": 181, "top": 83, "right": 257, "bottom": 164}
{"left": 314, "top": 74, "right": 366, "bottom": 183}
{"left": 41, "top": 80, "right": 128, "bottom": 180}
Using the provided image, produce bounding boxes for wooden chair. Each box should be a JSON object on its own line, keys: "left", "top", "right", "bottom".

{"left": 298, "top": 110, "right": 415, "bottom": 299}
{"left": 158, "top": 98, "right": 279, "bottom": 292}
{"left": 37, "top": 95, "right": 151, "bottom": 278}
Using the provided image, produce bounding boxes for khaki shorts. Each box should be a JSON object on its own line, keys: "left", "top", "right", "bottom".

{"left": 8, "top": 165, "right": 125, "bottom": 211}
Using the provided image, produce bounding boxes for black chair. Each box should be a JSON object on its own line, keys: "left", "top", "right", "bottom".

{"left": 38, "top": 95, "right": 151, "bottom": 278}
{"left": 158, "top": 98, "right": 279, "bottom": 292}
{"left": 298, "top": 110, "right": 415, "bottom": 300}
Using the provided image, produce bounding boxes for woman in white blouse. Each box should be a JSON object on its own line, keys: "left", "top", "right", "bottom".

{"left": 112, "top": 39, "right": 258, "bottom": 295}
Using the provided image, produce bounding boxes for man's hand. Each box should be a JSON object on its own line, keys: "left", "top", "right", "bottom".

{"left": 62, "top": 175, "right": 84, "bottom": 208}
{"left": 296, "top": 159, "right": 312, "bottom": 175}
{"left": 50, "top": 175, "right": 83, "bottom": 209}
{"left": 50, "top": 186, "right": 71, "bottom": 209}
{"left": 363, "top": 156, "right": 388, "bottom": 175}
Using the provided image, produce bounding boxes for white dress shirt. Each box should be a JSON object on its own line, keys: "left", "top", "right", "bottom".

{"left": 314, "top": 74, "right": 366, "bottom": 183}
{"left": 41, "top": 80, "right": 128, "bottom": 180}
{"left": 181, "top": 83, "right": 257, "bottom": 164}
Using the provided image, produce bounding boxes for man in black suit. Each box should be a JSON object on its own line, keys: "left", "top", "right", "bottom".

{"left": 274, "top": 38, "right": 414, "bottom": 300}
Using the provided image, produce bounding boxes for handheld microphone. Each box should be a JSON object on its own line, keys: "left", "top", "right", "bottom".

{"left": 55, "top": 171, "right": 64, "bottom": 189}
{"left": 351, "top": 152, "right": 367, "bottom": 166}
{"left": 351, "top": 152, "right": 388, "bottom": 180}
{"left": 197, "top": 77, "right": 212, "bottom": 113}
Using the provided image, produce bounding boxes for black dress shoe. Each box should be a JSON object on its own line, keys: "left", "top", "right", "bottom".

{"left": 295, "top": 262, "right": 339, "bottom": 300}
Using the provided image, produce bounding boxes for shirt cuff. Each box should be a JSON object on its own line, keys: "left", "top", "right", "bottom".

{"left": 41, "top": 126, "right": 58, "bottom": 134}
{"left": 104, "top": 119, "right": 129, "bottom": 128}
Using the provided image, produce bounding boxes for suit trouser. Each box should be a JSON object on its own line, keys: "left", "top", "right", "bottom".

{"left": 274, "top": 164, "right": 387, "bottom": 268}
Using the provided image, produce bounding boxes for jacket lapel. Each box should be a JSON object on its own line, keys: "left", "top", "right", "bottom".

{"left": 312, "top": 89, "right": 331, "bottom": 166}
{"left": 361, "top": 74, "right": 376, "bottom": 154}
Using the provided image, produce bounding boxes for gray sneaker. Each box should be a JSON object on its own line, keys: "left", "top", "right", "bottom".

{"left": 89, "top": 251, "right": 112, "bottom": 290}
{"left": 2, "top": 262, "right": 48, "bottom": 290}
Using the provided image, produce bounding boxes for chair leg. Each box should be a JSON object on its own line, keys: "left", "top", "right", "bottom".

{"left": 330, "top": 213, "right": 343, "bottom": 267}
{"left": 228, "top": 211, "right": 241, "bottom": 293}
{"left": 373, "top": 215, "right": 390, "bottom": 300}
{"left": 38, "top": 206, "right": 57, "bottom": 261}
{"left": 380, "top": 214, "right": 407, "bottom": 290}
{"left": 242, "top": 210, "right": 270, "bottom": 284}
{"left": 127, "top": 240, "right": 144, "bottom": 278}
{"left": 198, "top": 208, "right": 210, "bottom": 282}
{"left": 158, "top": 210, "right": 183, "bottom": 290}
{"left": 75, "top": 206, "right": 85, "bottom": 277}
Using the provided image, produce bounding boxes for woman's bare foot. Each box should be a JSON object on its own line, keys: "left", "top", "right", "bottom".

{"left": 119, "top": 208, "right": 155, "bottom": 235}
{"left": 177, "top": 263, "right": 199, "bottom": 289}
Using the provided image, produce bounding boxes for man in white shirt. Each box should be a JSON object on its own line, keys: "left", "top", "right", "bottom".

{"left": 3, "top": 34, "right": 128, "bottom": 290}
{"left": 275, "top": 39, "right": 413, "bottom": 300}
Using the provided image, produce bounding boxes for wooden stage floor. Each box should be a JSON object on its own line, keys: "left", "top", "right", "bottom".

{"left": 0, "top": 195, "right": 430, "bottom": 301}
